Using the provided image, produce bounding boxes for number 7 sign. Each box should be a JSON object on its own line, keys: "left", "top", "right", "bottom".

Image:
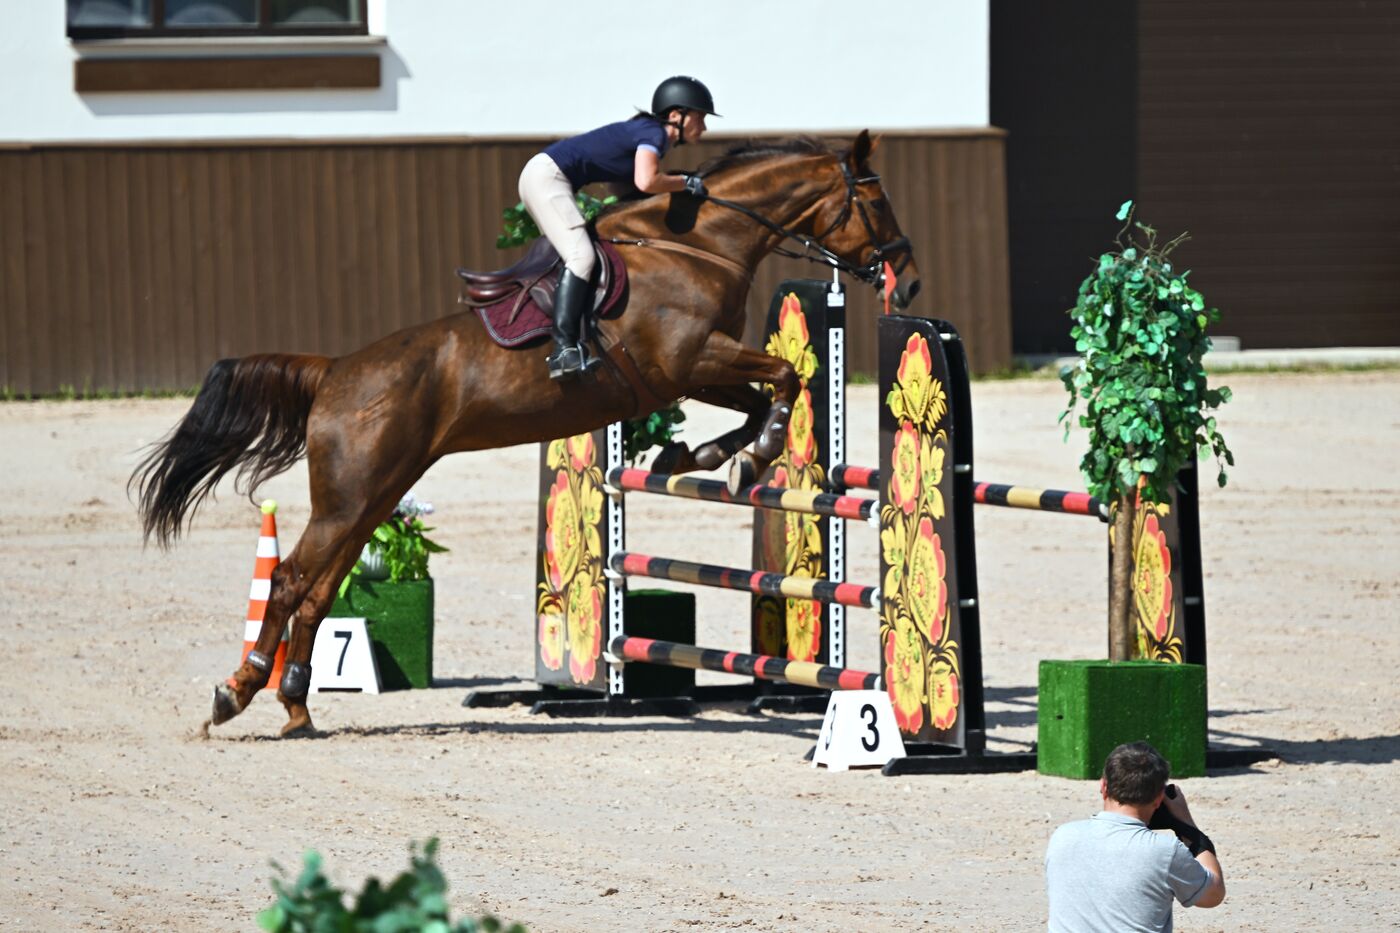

{"left": 308, "top": 617, "right": 382, "bottom": 694}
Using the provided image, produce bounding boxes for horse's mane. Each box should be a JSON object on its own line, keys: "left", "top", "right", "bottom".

{"left": 695, "top": 136, "right": 843, "bottom": 178}
{"left": 595, "top": 136, "right": 849, "bottom": 224}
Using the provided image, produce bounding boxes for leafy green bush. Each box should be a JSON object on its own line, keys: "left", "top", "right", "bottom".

{"left": 496, "top": 191, "right": 685, "bottom": 463}
{"left": 495, "top": 192, "right": 616, "bottom": 249}
{"left": 340, "top": 493, "right": 447, "bottom": 597}
{"left": 1060, "top": 200, "right": 1233, "bottom": 505}
{"left": 258, "top": 839, "right": 525, "bottom": 933}
{"left": 623, "top": 403, "right": 688, "bottom": 463}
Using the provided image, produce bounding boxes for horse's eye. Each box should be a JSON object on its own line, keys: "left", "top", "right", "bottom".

{"left": 869, "top": 199, "right": 887, "bottom": 212}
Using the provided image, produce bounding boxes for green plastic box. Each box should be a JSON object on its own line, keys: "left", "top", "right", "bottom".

{"left": 1038, "top": 659, "right": 1206, "bottom": 779}
{"left": 328, "top": 578, "right": 434, "bottom": 690}
{"left": 623, "top": 589, "right": 696, "bottom": 697}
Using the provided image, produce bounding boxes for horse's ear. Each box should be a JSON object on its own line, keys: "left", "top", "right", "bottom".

{"left": 850, "top": 129, "right": 877, "bottom": 171}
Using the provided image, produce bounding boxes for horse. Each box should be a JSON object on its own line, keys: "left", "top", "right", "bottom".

{"left": 131, "top": 129, "right": 921, "bottom": 736}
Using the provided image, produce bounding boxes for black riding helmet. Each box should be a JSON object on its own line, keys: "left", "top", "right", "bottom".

{"left": 651, "top": 76, "right": 720, "bottom": 117}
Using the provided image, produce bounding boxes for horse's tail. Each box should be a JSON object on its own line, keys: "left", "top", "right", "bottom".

{"left": 130, "top": 353, "right": 332, "bottom": 548}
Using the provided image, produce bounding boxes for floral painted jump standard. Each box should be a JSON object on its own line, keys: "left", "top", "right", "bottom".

{"left": 877, "top": 315, "right": 980, "bottom": 749}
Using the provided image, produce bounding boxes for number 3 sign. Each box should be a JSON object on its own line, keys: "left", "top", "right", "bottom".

{"left": 812, "top": 690, "right": 906, "bottom": 771}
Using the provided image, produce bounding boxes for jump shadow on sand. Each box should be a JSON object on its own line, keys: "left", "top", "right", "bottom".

{"left": 1204, "top": 726, "right": 1400, "bottom": 767}
{"left": 216, "top": 687, "right": 1397, "bottom": 766}
{"left": 429, "top": 675, "right": 531, "bottom": 689}
{"left": 221, "top": 708, "right": 828, "bottom": 742}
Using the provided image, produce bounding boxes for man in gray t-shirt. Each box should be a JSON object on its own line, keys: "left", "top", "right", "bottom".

{"left": 1045, "top": 742, "right": 1226, "bottom": 932}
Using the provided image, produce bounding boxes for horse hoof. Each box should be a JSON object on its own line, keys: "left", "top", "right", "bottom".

{"left": 727, "top": 452, "right": 758, "bottom": 494}
{"left": 279, "top": 714, "right": 316, "bottom": 738}
{"left": 210, "top": 682, "right": 244, "bottom": 726}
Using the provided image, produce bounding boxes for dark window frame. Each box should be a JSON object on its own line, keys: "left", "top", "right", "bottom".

{"left": 68, "top": 0, "right": 369, "bottom": 40}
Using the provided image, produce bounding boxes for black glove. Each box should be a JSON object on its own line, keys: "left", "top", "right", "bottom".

{"left": 682, "top": 174, "right": 707, "bottom": 198}
{"left": 1149, "top": 786, "right": 1215, "bottom": 856}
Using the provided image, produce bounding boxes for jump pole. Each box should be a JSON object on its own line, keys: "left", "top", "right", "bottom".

{"left": 609, "top": 636, "right": 880, "bottom": 692}
{"left": 609, "top": 552, "right": 878, "bottom": 609}
{"left": 834, "top": 466, "right": 1108, "bottom": 522}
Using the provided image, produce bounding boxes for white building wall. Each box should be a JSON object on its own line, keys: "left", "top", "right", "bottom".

{"left": 1, "top": 0, "right": 988, "bottom": 144}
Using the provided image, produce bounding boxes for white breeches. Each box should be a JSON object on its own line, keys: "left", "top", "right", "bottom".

{"left": 518, "top": 153, "right": 595, "bottom": 281}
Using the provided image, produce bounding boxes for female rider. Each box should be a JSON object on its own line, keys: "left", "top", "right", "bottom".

{"left": 518, "top": 75, "right": 717, "bottom": 380}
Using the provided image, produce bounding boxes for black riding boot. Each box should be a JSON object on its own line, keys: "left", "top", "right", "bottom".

{"left": 545, "top": 268, "right": 600, "bottom": 380}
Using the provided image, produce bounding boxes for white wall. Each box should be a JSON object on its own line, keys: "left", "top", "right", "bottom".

{"left": 1, "top": 0, "right": 988, "bottom": 144}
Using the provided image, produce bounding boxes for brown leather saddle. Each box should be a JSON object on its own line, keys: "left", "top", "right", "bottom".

{"left": 456, "top": 237, "right": 627, "bottom": 348}
{"left": 457, "top": 236, "right": 617, "bottom": 317}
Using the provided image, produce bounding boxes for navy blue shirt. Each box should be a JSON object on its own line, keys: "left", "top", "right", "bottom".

{"left": 544, "top": 116, "right": 669, "bottom": 189}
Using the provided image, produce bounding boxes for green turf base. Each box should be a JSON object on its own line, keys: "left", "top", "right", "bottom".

{"left": 623, "top": 589, "right": 697, "bottom": 697}
{"left": 329, "top": 578, "right": 434, "bottom": 691}
{"left": 1037, "top": 660, "right": 1206, "bottom": 779}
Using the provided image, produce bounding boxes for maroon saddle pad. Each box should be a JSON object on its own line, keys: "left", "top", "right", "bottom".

{"left": 462, "top": 240, "right": 629, "bottom": 348}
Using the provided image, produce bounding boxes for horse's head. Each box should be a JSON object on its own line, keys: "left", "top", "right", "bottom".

{"left": 809, "top": 130, "right": 921, "bottom": 310}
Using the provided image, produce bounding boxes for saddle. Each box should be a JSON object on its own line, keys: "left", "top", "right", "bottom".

{"left": 456, "top": 238, "right": 628, "bottom": 348}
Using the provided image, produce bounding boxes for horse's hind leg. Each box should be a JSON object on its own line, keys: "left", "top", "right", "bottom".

{"left": 209, "top": 397, "right": 432, "bottom": 733}
{"left": 210, "top": 549, "right": 317, "bottom": 727}
{"left": 271, "top": 518, "right": 378, "bottom": 736}
{"left": 208, "top": 515, "right": 356, "bottom": 730}
{"left": 269, "top": 458, "right": 427, "bottom": 735}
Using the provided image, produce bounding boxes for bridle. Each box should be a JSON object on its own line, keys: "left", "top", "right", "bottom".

{"left": 700, "top": 159, "right": 913, "bottom": 288}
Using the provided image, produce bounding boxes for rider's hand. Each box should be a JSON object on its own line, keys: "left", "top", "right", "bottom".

{"left": 682, "top": 174, "right": 708, "bottom": 198}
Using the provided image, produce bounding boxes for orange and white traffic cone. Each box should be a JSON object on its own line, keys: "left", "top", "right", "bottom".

{"left": 242, "top": 499, "right": 287, "bottom": 690}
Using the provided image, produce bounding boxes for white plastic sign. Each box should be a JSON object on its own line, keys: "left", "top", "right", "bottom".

{"left": 309, "top": 618, "right": 381, "bottom": 694}
{"left": 812, "top": 689, "right": 906, "bottom": 771}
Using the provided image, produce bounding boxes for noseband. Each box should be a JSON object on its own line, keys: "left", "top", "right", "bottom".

{"left": 700, "top": 160, "right": 913, "bottom": 288}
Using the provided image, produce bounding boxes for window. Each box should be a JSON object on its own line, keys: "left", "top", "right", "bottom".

{"left": 67, "top": 0, "right": 368, "bottom": 39}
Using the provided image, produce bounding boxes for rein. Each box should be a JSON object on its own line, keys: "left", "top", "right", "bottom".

{"left": 700, "top": 160, "right": 912, "bottom": 288}
{"left": 605, "top": 236, "right": 751, "bottom": 281}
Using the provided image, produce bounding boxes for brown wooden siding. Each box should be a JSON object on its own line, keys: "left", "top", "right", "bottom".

{"left": 993, "top": 0, "right": 1400, "bottom": 353}
{"left": 1138, "top": 0, "right": 1400, "bottom": 348}
{"left": 0, "top": 132, "right": 1010, "bottom": 395}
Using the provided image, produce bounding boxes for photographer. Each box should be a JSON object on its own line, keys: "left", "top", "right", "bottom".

{"left": 1045, "top": 742, "right": 1226, "bottom": 931}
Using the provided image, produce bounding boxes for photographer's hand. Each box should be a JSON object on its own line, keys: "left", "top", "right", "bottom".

{"left": 1161, "top": 784, "right": 1197, "bottom": 828}
{"left": 1154, "top": 785, "right": 1215, "bottom": 857}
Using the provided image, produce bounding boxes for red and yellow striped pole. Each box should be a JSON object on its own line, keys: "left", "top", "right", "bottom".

{"left": 610, "top": 636, "right": 880, "bottom": 692}
{"left": 242, "top": 499, "right": 287, "bottom": 690}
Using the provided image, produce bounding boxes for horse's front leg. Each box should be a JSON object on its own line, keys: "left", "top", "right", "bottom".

{"left": 649, "top": 384, "right": 770, "bottom": 475}
{"left": 681, "top": 332, "right": 801, "bottom": 493}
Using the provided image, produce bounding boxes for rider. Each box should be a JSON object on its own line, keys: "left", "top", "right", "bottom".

{"left": 518, "top": 75, "right": 717, "bottom": 380}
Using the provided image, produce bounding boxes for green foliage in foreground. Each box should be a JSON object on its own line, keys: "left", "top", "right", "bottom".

{"left": 1060, "top": 201, "right": 1234, "bottom": 505}
{"left": 259, "top": 839, "right": 526, "bottom": 933}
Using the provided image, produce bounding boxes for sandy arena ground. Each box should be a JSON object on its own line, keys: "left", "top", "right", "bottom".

{"left": 2, "top": 369, "right": 1398, "bottom": 931}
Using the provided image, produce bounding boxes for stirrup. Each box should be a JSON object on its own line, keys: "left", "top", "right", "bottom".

{"left": 548, "top": 345, "right": 598, "bottom": 380}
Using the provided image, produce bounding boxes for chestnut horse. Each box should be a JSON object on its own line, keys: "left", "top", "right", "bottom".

{"left": 132, "top": 130, "right": 920, "bottom": 736}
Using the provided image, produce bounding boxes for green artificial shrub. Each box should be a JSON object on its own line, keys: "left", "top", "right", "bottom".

{"left": 258, "top": 838, "right": 526, "bottom": 933}
{"left": 1060, "top": 201, "right": 1234, "bottom": 658}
